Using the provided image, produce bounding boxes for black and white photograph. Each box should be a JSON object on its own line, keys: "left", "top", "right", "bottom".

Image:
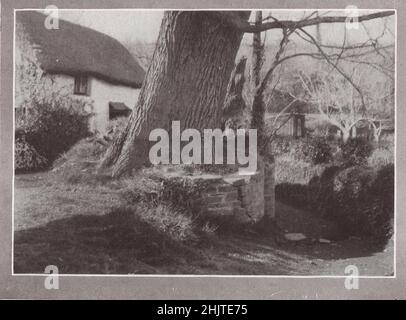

{"left": 11, "top": 7, "right": 395, "bottom": 277}
{"left": 1, "top": 0, "right": 405, "bottom": 301}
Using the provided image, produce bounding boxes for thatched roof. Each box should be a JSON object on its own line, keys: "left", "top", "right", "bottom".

{"left": 16, "top": 11, "right": 145, "bottom": 88}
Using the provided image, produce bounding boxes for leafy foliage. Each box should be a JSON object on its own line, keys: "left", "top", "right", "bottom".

{"left": 339, "top": 138, "right": 373, "bottom": 167}
{"left": 331, "top": 164, "right": 394, "bottom": 240}
{"left": 272, "top": 136, "right": 333, "bottom": 164}
{"left": 17, "top": 99, "right": 91, "bottom": 169}
{"left": 368, "top": 144, "right": 394, "bottom": 168}
{"left": 277, "top": 163, "right": 394, "bottom": 241}
{"left": 275, "top": 183, "right": 309, "bottom": 207}
{"left": 302, "top": 137, "right": 332, "bottom": 164}
{"left": 14, "top": 136, "right": 48, "bottom": 172}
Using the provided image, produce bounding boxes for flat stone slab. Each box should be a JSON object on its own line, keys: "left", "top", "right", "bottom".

{"left": 318, "top": 238, "right": 331, "bottom": 244}
{"left": 284, "top": 233, "right": 307, "bottom": 242}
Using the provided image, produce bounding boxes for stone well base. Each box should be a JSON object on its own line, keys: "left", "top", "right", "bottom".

{"left": 161, "top": 161, "right": 275, "bottom": 224}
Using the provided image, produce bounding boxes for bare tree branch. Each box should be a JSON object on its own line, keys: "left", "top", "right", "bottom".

{"left": 296, "top": 27, "right": 367, "bottom": 114}
{"left": 213, "top": 10, "right": 394, "bottom": 33}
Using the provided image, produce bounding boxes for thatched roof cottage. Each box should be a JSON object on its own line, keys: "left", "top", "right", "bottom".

{"left": 15, "top": 11, "right": 146, "bottom": 132}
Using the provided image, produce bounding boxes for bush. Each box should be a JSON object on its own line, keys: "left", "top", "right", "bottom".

{"left": 366, "top": 164, "right": 394, "bottom": 239}
{"left": 368, "top": 146, "right": 394, "bottom": 168}
{"left": 277, "top": 163, "right": 394, "bottom": 241}
{"left": 330, "top": 164, "right": 394, "bottom": 240}
{"left": 18, "top": 99, "right": 91, "bottom": 167}
{"left": 275, "top": 156, "right": 326, "bottom": 185}
{"left": 305, "top": 137, "right": 333, "bottom": 164}
{"left": 275, "top": 183, "right": 309, "bottom": 208}
{"left": 339, "top": 138, "right": 373, "bottom": 167}
{"left": 307, "top": 165, "right": 341, "bottom": 214}
{"left": 272, "top": 137, "right": 332, "bottom": 165}
{"left": 15, "top": 136, "right": 48, "bottom": 172}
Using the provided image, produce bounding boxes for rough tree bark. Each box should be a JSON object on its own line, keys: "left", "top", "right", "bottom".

{"left": 251, "top": 11, "right": 263, "bottom": 88}
{"left": 101, "top": 11, "right": 250, "bottom": 176}
{"left": 102, "top": 10, "right": 394, "bottom": 176}
{"left": 221, "top": 56, "right": 247, "bottom": 129}
{"left": 250, "top": 11, "right": 267, "bottom": 152}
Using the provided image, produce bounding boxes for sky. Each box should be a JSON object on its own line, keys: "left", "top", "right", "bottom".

{"left": 60, "top": 10, "right": 163, "bottom": 43}
{"left": 57, "top": 10, "right": 395, "bottom": 46}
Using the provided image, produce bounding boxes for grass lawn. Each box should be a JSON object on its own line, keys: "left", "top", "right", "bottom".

{"left": 14, "top": 171, "right": 394, "bottom": 276}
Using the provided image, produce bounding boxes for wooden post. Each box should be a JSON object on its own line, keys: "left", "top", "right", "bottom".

{"left": 292, "top": 115, "right": 298, "bottom": 138}
{"left": 300, "top": 115, "right": 305, "bottom": 137}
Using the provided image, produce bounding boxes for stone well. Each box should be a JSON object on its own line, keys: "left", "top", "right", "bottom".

{"left": 160, "top": 160, "right": 275, "bottom": 224}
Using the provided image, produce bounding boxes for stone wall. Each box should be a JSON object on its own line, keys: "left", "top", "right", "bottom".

{"left": 205, "top": 171, "right": 265, "bottom": 223}
{"left": 161, "top": 159, "right": 275, "bottom": 224}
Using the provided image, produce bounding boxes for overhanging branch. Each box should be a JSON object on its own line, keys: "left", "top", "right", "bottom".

{"left": 214, "top": 10, "right": 395, "bottom": 33}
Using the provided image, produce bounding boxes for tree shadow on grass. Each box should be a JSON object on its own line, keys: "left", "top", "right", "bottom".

{"left": 13, "top": 204, "right": 391, "bottom": 276}
{"left": 14, "top": 209, "right": 207, "bottom": 275}
{"left": 13, "top": 208, "right": 311, "bottom": 275}
{"left": 274, "top": 163, "right": 393, "bottom": 264}
{"left": 271, "top": 201, "right": 390, "bottom": 263}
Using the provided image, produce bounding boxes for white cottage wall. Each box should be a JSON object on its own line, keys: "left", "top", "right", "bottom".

{"left": 37, "top": 75, "right": 140, "bottom": 133}
{"left": 89, "top": 77, "right": 140, "bottom": 133}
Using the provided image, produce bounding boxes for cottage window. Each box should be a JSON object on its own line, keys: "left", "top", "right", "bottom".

{"left": 74, "top": 75, "right": 89, "bottom": 95}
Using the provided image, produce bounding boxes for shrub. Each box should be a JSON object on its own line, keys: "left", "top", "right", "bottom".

{"left": 271, "top": 137, "right": 292, "bottom": 156}
{"left": 19, "top": 99, "right": 91, "bottom": 167}
{"left": 305, "top": 137, "right": 333, "bottom": 164}
{"left": 368, "top": 146, "right": 394, "bottom": 168}
{"left": 307, "top": 165, "right": 341, "bottom": 214}
{"left": 339, "top": 138, "right": 373, "bottom": 167}
{"left": 275, "top": 183, "right": 309, "bottom": 207}
{"left": 365, "top": 164, "right": 394, "bottom": 239}
{"left": 15, "top": 136, "right": 48, "bottom": 172}
{"left": 330, "top": 164, "right": 394, "bottom": 240}
{"left": 275, "top": 156, "right": 326, "bottom": 185}
{"left": 272, "top": 137, "right": 333, "bottom": 165}
{"left": 278, "top": 163, "right": 394, "bottom": 241}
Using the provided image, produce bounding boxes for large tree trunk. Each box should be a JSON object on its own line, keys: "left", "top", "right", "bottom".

{"left": 251, "top": 11, "right": 263, "bottom": 88}
{"left": 101, "top": 11, "right": 250, "bottom": 177}
{"left": 222, "top": 56, "right": 247, "bottom": 129}
{"left": 250, "top": 11, "right": 266, "bottom": 152}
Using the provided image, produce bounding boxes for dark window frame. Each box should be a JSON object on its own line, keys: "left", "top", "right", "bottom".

{"left": 74, "top": 75, "right": 89, "bottom": 95}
